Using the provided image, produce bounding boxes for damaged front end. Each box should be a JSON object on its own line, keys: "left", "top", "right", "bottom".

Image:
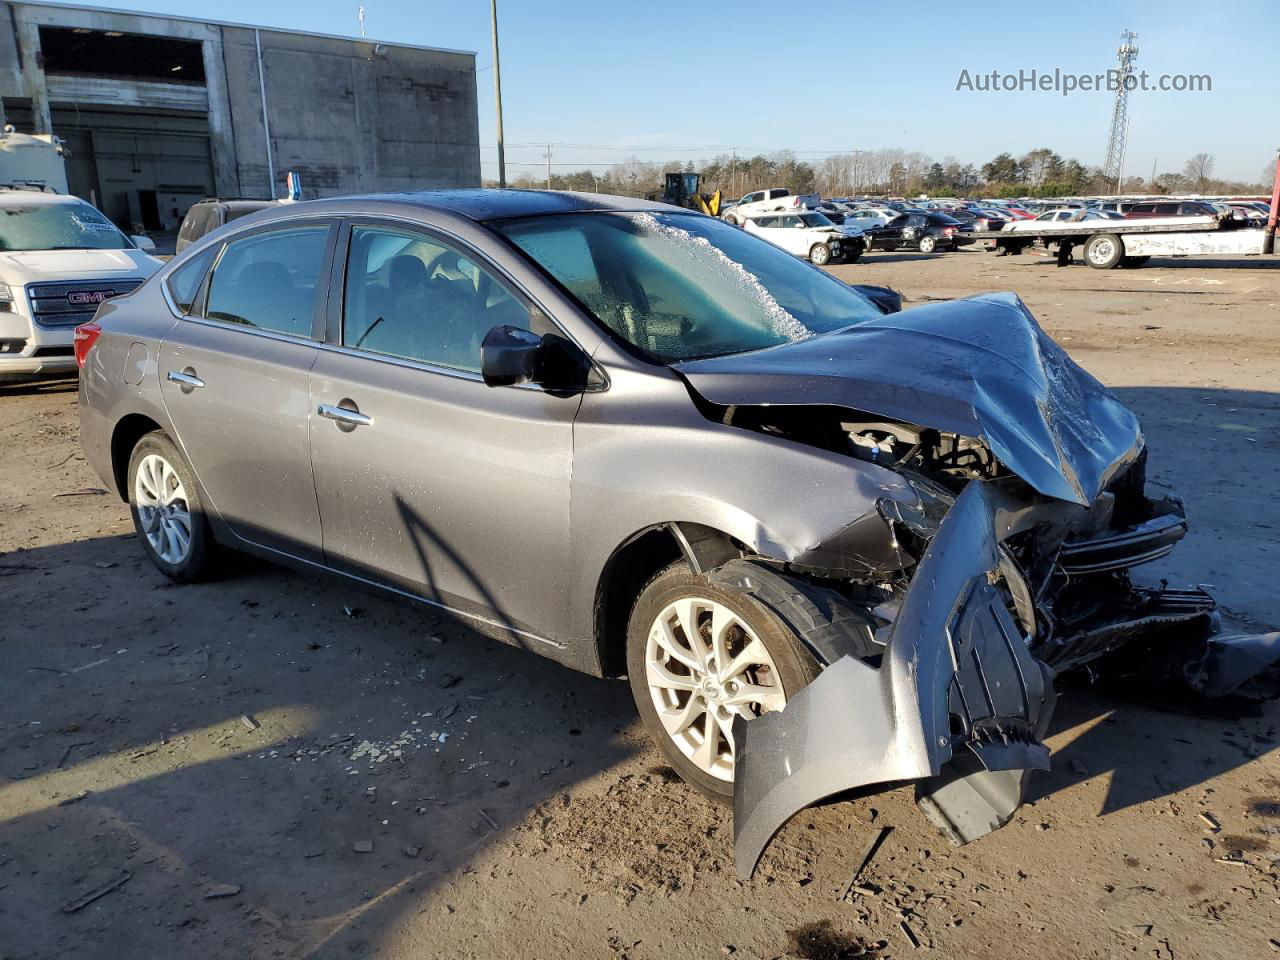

{"left": 732, "top": 481, "right": 1056, "bottom": 877}
{"left": 677, "top": 294, "right": 1280, "bottom": 878}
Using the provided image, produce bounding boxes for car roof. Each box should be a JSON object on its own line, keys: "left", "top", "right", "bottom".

{"left": 0, "top": 191, "right": 87, "bottom": 206}
{"left": 253, "top": 189, "right": 679, "bottom": 224}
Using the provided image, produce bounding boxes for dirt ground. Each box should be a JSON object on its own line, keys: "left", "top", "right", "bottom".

{"left": 1, "top": 248, "right": 1278, "bottom": 960}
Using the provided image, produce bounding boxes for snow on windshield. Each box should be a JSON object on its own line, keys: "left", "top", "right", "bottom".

{"left": 632, "top": 213, "right": 809, "bottom": 343}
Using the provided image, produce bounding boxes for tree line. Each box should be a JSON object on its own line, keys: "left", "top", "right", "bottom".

{"left": 492, "top": 148, "right": 1272, "bottom": 199}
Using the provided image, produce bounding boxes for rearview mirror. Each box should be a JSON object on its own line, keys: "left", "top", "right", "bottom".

{"left": 131, "top": 235, "right": 157, "bottom": 252}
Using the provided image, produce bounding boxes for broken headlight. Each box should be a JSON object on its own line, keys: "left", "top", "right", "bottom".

{"left": 878, "top": 471, "right": 956, "bottom": 541}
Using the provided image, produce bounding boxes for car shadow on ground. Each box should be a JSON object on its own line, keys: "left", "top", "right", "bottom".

{"left": 0, "top": 528, "right": 638, "bottom": 958}
{"left": 1, "top": 382, "right": 1276, "bottom": 955}
{"left": 0, "top": 376, "right": 78, "bottom": 398}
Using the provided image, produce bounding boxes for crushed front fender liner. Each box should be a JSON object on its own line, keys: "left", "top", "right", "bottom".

{"left": 732, "top": 481, "right": 1056, "bottom": 879}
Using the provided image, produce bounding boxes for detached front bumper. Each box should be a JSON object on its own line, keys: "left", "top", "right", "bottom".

{"left": 733, "top": 482, "right": 1056, "bottom": 878}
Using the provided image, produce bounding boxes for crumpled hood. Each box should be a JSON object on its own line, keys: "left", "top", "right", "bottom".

{"left": 0, "top": 249, "right": 160, "bottom": 284}
{"left": 675, "top": 292, "right": 1142, "bottom": 505}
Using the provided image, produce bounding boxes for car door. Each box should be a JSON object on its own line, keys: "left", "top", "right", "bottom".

{"left": 158, "top": 219, "right": 336, "bottom": 560}
{"left": 308, "top": 220, "right": 579, "bottom": 645}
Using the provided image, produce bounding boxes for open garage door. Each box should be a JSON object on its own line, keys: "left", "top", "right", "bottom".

{"left": 52, "top": 109, "right": 214, "bottom": 234}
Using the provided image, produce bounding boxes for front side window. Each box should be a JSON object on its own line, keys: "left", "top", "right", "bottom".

{"left": 493, "top": 212, "right": 881, "bottom": 364}
{"left": 204, "top": 225, "right": 328, "bottom": 337}
{"left": 0, "top": 200, "right": 131, "bottom": 252}
{"left": 342, "top": 225, "right": 533, "bottom": 373}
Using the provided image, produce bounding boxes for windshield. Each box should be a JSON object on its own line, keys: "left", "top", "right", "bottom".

{"left": 492, "top": 212, "right": 882, "bottom": 363}
{"left": 798, "top": 213, "right": 834, "bottom": 227}
{"left": 0, "top": 201, "right": 131, "bottom": 252}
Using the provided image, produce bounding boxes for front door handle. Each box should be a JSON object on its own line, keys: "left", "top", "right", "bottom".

{"left": 317, "top": 402, "right": 373, "bottom": 429}
{"left": 166, "top": 369, "right": 205, "bottom": 390}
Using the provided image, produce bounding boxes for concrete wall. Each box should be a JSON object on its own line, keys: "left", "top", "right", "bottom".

{"left": 219, "top": 26, "right": 480, "bottom": 198}
{"left": 0, "top": 2, "right": 480, "bottom": 201}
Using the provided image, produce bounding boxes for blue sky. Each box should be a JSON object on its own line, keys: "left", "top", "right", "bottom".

{"left": 71, "top": 0, "right": 1276, "bottom": 183}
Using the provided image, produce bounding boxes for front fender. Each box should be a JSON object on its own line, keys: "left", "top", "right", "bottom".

{"left": 733, "top": 481, "right": 1056, "bottom": 878}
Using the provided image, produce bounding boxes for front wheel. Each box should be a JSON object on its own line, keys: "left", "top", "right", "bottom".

{"left": 127, "top": 431, "right": 218, "bottom": 582}
{"left": 917, "top": 235, "right": 938, "bottom": 254}
{"left": 626, "top": 564, "right": 820, "bottom": 802}
{"left": 809, "top": 243, "right": 832, "bottom": 266}
{"left": 843, "top": 244, "right": 864, "bottom": 264}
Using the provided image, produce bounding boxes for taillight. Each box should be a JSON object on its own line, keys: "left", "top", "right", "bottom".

{"left": 944, "top": 227, "right": 957, "bottom": 236}
{"left": 73, "top": 321, "right": 102, "bottom": 369}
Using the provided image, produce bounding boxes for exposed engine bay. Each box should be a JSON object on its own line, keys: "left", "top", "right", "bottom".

{"left": 673, "top": 292, "right": 1280, "bottom": 878}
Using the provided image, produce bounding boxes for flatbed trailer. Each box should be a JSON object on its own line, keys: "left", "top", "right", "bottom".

{"left": 991, "top": 216, "right": 1275, "bottom": 268}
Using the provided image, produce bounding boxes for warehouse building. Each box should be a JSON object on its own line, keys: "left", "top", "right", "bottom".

{"left": 0, "top": 0, "right": 481, "bottom": 232}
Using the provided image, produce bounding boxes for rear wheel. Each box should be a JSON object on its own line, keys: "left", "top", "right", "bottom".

{"left": 1083, "top": 233, "right": 1124, "bottom": 269}
{"left": 626, "top": 564, "right": 820, "bottom": 803}
{"left": 809, "top": 243, "right": 832, "bottom": 266}
{"left": 127, "top": 431, "right": 217, "bottom": 582}
{"left": 917, "top": 235, "right": 938, "bottom": 254}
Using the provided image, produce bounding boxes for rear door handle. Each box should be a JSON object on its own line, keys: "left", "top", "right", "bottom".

{"left": 166, "top": 370, "right": 205, "bottom": 389}
{"left": 317, "top": 402, "right": 373, "bottom": 428}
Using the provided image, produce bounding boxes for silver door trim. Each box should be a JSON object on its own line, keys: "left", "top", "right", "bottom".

{"left": 166, "top": 370, "right": 206, "bottom": 389}
{"left": 317, "top": 402, "right": 373, "bottom": 427}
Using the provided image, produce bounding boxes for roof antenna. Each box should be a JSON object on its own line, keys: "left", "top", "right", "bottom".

{"left": 358, "top": 4, "right": 367, "bottom": 38}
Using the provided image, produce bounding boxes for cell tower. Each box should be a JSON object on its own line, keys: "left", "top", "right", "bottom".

{"left": 1102, "top": 30, "right": 1139, "bottom": 192}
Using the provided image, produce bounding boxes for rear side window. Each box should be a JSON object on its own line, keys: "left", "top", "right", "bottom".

{"left": 166, "top": 245, "right": 219, "bottom": 314}
{"left": 205, "top": 225, "right": 329, "bottom": 337}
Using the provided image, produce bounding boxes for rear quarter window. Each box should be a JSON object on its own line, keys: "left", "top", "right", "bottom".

{"left": 166, "top": 245, "right": 219, "bottom": 314}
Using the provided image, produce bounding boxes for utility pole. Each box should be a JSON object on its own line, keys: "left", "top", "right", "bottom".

{"left": 490, "top": 0, "right": 506, "bottom": 188}
{"left": 730, "top": 147, "right": 737, "bottom": 197}
{"left": 544, "top": 143, "right": 552, "bottom": 190}
{"left": 1102, "top": 30, "right": 1138, "bottom": 193}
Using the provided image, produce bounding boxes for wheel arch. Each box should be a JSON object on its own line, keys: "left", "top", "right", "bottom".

{"left": 110, "top": 413, "right": 165, "bottom": 501}
{"left": 592, "top": 522, "right": 743, "bottom": 678}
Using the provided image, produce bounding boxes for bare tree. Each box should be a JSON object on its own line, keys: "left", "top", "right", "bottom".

{"left": 1182, "top": 153, "right": 1215, "bottom": 192}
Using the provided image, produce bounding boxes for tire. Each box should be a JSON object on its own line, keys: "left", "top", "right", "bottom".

{"left": 809, "top": 243, "right": 832, "bottom": 266}
{"left": 843, "top": 245, "right": 863, "bottom": 264}
{"left": 1119, "top": 255, "right": 1150, "bottom": 268}
{"left": 722, "top": 214, "right": 739, "bottom": 227}
{"left": 626, "top": 562, "right": 821, "bottom": 804}
{"left": 917, "top": 235, "right": 938, "bottom": 254}
{"left": 127, "top": 431, "right": 218, "bottom": 583}
{"left": 1083, "top": 233, "right": 1124, "bottom": 269}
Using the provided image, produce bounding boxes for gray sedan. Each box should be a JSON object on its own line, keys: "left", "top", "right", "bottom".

{"left": 76, "top": 190, "right": 1279, "bottom": 877}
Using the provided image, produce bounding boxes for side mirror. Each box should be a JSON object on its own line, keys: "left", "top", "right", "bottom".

{"left": 481, "top": 324, "right": 543, "bottom": 387}
{"left": 131, "top": 235, "right": 157, "bottom": 252}
{"left": 481, "top": 324, "right": 595, "bottom": 391}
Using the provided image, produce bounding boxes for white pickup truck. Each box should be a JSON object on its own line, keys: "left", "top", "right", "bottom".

{"left": 0, "top": 190, "right": 162, "bottom": 382}
{"left": 722, "top": 188, "right": 820, "bottom": 226}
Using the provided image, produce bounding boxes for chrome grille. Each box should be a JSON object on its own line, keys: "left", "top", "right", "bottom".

{"left": 25, "top": 278, "right": 144, "bottom": 328}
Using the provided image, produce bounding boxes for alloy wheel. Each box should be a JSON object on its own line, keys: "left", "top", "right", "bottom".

{"left": 644, "top": 597, "right": 786, "bottom": 781}
{"left": 134, "top": 453, "right": 193, "bottom": 565}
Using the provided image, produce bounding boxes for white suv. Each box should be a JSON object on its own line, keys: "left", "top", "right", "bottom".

{"left": 743, "top": 211, "right": 866, "bottom": 265}
{"left": 0, "top": 190, "right": 161, "bottom": 382}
